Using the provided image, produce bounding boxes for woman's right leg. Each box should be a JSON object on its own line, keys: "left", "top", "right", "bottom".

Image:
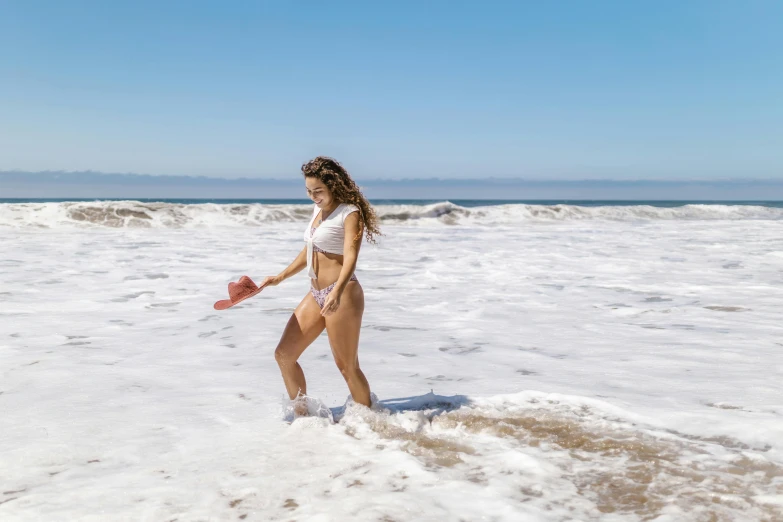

{"left": 274, "top": 292, "right": 326, "bottom": 400}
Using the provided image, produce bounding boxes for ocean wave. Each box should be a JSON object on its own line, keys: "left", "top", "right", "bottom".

{"left": 1, "top": 200, "right": 782, "bottom": 228}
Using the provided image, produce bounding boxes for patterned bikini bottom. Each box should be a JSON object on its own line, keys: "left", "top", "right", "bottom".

{"left": 310, "top": 274, "right": 359, "bottom": 309}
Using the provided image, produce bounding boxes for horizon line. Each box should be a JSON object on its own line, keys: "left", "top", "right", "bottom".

{"left": 2, "top": 169, "right": 782, "bottom": 184}
{"left": 3, "top": 197, "right": 783, "bottom": 202}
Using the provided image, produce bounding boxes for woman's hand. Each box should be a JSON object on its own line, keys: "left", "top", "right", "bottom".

{"left": 320, "top": 289, "right": 342, "bottom": 317}
{"left": 260, "top": 275, "right": 282, "bottom": 289}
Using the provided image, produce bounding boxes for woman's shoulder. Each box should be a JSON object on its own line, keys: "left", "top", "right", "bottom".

{"left": 340, "top": 203, "right": 360, "bottom": 221}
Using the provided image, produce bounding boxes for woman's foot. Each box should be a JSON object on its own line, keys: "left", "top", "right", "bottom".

{"left": 293, "top": 396, "right": 309, "bottom": 417}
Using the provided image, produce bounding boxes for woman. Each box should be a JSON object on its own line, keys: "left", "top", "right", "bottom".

{"left": 260, "top": 157, "right": 381, "bottom": 413}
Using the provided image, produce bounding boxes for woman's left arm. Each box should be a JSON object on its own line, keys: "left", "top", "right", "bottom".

{"left": 333, "top": 211, "right": 363, "bottom": 295}
{"left": 321, "top": 211, "right": 363, "bottom": 316}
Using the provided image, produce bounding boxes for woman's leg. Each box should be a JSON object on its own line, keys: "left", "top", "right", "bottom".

{"left": 274, "top": 291, "right": 326, "bottom": 400}
{"left": 325, "top": 280, "right": 371, "bottom": 407}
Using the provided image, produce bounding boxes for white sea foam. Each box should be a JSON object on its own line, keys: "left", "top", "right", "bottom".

{"left": 1, "top": 200, "right": 782, "bottom": 229}
{"left": 1, "top": 217, "right": 782, "bottom": 520}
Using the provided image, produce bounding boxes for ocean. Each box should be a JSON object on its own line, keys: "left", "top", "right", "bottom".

{"left": 1, "top": 199, "right": 782, "bottom": 521}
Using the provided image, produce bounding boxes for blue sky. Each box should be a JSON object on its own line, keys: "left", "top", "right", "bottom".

{"left": 1, "top": 0, "right": 781, "bottom": 180}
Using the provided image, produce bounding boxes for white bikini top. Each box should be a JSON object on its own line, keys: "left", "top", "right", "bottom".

{"left": 304, "top": 203, "right": 360, "bottom": 279}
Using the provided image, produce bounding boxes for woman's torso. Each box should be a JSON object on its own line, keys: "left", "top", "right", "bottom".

{"left": 305, "top": 203, "right": 358, "bottom": 289}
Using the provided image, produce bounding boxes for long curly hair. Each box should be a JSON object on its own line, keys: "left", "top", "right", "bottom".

{"left": 301, "top": 156, "right": 381, "bottom": 244}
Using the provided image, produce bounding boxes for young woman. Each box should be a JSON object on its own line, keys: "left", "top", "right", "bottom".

{"left": 260, "top": 157, "right": 381, "bottom": 412}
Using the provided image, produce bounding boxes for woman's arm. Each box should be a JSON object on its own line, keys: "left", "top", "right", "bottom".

{"left": 333, "top": 211, "right": 363, "bottom": 295}
{"left": 261, "top": 246, "right": 307, "bottom": 288}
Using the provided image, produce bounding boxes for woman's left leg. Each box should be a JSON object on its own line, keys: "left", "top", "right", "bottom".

{"left": 325, "top": 280, "right": 371, "bottom": 407}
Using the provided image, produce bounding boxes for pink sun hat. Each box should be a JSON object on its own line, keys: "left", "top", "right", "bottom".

{"left": 214, "top": 275, "right": 265, "bottom": 310}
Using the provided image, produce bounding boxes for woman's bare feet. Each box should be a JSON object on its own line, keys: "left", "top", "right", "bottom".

{"left": 293, "top": 396, "right": 309, "bottom": 417}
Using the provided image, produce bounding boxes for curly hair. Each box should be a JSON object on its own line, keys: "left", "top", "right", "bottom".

{"left": 302, "top": 156, "right": 381, "bottom": 244}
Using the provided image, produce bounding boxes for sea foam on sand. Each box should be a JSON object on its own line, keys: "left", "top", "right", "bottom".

{"left": 1, "top": 205, "right": 782, "bottom": 521}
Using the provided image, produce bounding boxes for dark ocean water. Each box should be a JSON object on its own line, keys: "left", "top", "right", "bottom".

{"left": 2, "top": 198, "right": 782, "bottom": 208}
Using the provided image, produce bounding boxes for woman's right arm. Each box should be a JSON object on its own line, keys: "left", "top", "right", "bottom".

{"left": 261, "top": 246, "right": 307, "bottom": 288}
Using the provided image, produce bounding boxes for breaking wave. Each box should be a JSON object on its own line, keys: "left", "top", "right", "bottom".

{"left": 1, "top": 200, "right": 782, "bottom": 228}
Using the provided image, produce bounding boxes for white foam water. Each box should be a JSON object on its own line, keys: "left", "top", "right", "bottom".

{"left": 1, "top": 200, "right": 783, "bottom": 229}
{"left": 1, "top": 216, "right": 782, "bottom": 520}
{"left": 281, "top": 394, "right": 339, "bottom": 424}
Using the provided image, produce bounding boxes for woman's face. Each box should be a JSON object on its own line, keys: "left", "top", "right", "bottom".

{"left": 305, "top": 177, "right": 334, "bottom": 208}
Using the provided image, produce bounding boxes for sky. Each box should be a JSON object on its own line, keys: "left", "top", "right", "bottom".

{"left": 0, "top": 0, "right": 781, "bottom": 181}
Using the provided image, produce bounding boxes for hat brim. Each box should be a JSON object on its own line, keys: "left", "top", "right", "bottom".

{"left": 214, "top": 287, "right": 263, "bottom": 310}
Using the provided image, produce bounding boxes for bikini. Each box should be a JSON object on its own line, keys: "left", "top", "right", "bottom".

{"left": 305, "top": 203, "right": 360, "bottom": 308}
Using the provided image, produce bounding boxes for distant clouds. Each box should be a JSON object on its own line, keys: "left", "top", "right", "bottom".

{"left": 1, "top": 171, "right": 782, "bottom": 200}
